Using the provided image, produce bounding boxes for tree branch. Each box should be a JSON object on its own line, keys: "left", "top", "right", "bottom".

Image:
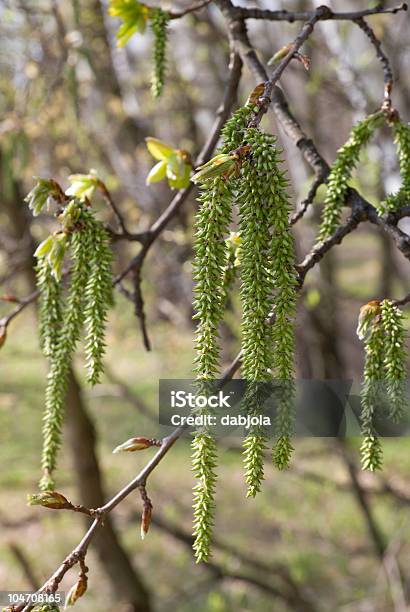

{"left": 169, "top": 0, "right": 212, "bottom": 19}
{"left": 18, "top": 427, "right": 183, "bottom": 612}
{"left": 354, "top": 17, "right": 395, "bottom": 109}
{"left": 231, "top": 3, "right": 408, "bottom": 23}
{"left": 248, "top": 5, "right": 332, "bottom": 129}
{"left": 113, "top": 48, "right": 243, "bottom": 346}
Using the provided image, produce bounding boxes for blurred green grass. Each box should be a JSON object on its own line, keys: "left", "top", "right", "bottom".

{"left": 1, "top": 304, "right": 410, "bottom": 611}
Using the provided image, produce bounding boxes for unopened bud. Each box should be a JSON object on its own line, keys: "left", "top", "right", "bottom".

{"left": 246, "top": 82, "right": 265, "bottom": 106}
{"left": 112, "top": 437, "right": 159, "bottom": 454}
{"left": 65, "top": 575, "right": 87, "bottom": 608}
{"left": 28, "top": 491, "right": 72, "bottom": 510}
{"left": 268, "top": 43, "right": 294, "bottom": 66}
{"left": 0, "top": 326, "right": 7, "bottom": 349}
{"left": 191, "top": 154, "right": 237, "bottom": 184}
{"left": 295, "top": 52, "right": 311, "bottom": 71}
{"left": 357, "top": 300, "right": 381, "bottom": 340}
{"left": 141, "top": 503, "right": 152, "bottom": 540}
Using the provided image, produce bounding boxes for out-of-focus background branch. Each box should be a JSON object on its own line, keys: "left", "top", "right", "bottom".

{"left": 0, "top": 1, "right": 410, "bottom": 611}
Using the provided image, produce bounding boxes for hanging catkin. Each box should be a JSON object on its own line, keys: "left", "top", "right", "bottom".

{"left": 359, "top": 303, "right": 384, "bottom": 472}
{"left": 393, "top": 121, "right": 410, "bottom": 194}
{"left": 40, "top": 226, "right": 91, "bottom": 490}
{"left": 84, "top": 216, "right": 113, "bottom": 385}
{"left": 317, "top": 112, "right": 383, "bottom": 242}
{"left": 380, "top": 300, "right": 407, "bottom": 422}
{"left": 28, "top": 191, "right": 113, "bottom": 491}
{"left": 237, "top": 129, "right": 276, "bottom": 496}
{"left": 358, "top": 299, "right": 408, "bottom": 471}
{"left": 150, "top": 8, "right": 169, "bottom": 98}
{"left": 381, "top": 120, "right": 410, "bottom": 213}
{"left": 192, "top": 106, "right": 252, "bottom": 562}
{"left": 237, "top": 128, "right": 297, "bottom": 473}
{"left": 269, "top": 155, "right": 298, "bottom": 471}
{"left": 36, "top": 260, "right": 63, "bottom": 359}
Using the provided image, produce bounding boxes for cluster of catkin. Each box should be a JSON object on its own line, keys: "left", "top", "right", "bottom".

{"left": 317, "top": 113, "right": 410, "bottom": 472}
{"left": 192, "top": 104, "right": 298, "bottom": 561}
{"left": 358, "top": 300, "right": 407, "bottom": 471}
{"left": 26, "top": 187, "right": 113, "bottom": 491}
{"left": 318, "top": 113, "right": 410, "bottom": 242}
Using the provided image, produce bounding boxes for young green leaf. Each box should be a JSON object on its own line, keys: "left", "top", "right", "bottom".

{"left": 25, "top": 178, "right": 59, "bottom": 216}
{"left": 108, "top": 0, "right": 150, "bottom": 47}
{"left": 65, "top": 171, "right": 98, "bottom": 201}
{"left": 145, "top": 160, "right": 167, "bottom": 184}
{"left": 145, "top": 137, "right": 175, "bottom": 161}
{"left": 34, "top": 235, "right": 55, "bottom": 259}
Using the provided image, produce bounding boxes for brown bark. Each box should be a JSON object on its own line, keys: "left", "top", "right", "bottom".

{"left": 64, "top": 371, "right": 152, "bottom": 612}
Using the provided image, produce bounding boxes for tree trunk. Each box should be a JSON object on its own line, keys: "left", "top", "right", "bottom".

{"left": 64, "top": 369, "right": 152, "bottom": 612}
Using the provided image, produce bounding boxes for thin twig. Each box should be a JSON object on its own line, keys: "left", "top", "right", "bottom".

{"left": 354, "top": 18, "right": 395, "bottom": 109}
{"left": 392, "top": 292, "right": 410, "bottom": 307}
{"left": 232, "top": 3, "right": 408, "bottom": 23}
{"left": 97, "top": 179, "right": 133, "bottom": 237}
{"left": 248, "top": 5, "right": 332, "bottom": 129}
{"left": 0, "top": 289, "right": 39, "bottom": 331}
{"left": 169, "top": 0, "right": 212, "bottom": 19}
{"left": 290, "top": 172, "right": 328, "bottom": 225}
{"left": 132, "top": 266, "right": 151, "bottom": 351}
{"left": 296, "top": 206, "right": 365, "bottom": 287}
{"left": 18, "top": 427, "right": 183, "bottom": 612}
{"left": 115, "top": 48, "right": 243, "bottom": 285}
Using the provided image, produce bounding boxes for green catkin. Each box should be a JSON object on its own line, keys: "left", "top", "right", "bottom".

{"left": 220, "top": 106, "right": 252, "bottom": 149}
{"left": 268, "top": 141, "right": 298, "bottom": 470}
{"left": 220, "top": 236, "right": 240, "bottom": 311}
{"left": 317, "top": 112, "right": 384, "bottom": 242}
{"left": 39, "top": 203, "right": 113, "bottom": 489}
{"left": 40, "top": 227, "right": 91, "bottom": 490}
{"left": 193, "top": 178, "right": 233, "bottom": 379}
{"left": 381, "top": 120, "right": 410, "bottom": 213}
{"left": 238, "top": 134, "right": 274, "bottom": 496}
{"left": 150, "top": 8, "right": 169, "bottom": 98}
{"left": 191, "top": 106, "right": 252, "bottom": 561}
{"left": 238, "top": 132, "right": 276, "bottom": 381}
{"left": 36, "top": 260, "right": 63, "bottom": 359}
{"left": 380, "top": 300, "right": 407, "bottom": 422}
{"left": 193, "top": 107, "right": 252, "bottom": 378}
{"left": 191, "top": 431, "right": 217, "bottom": 562}
{"left": 394, "top": 121, "right": 410, "bottom": 193}
{"left": 360, "top": 319, "right": 385, "bottom": 472}
{"left": 83, "top": 216, "right": 113, "bottom": 385}
{"left": 238, "top": 128, "right": 297, "bottom": 486}
{"left": 191, "top": 173, "right": 228, "bottom": 559}
{"left": 242, "top": 383, "right": 268, "bottom": 497}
